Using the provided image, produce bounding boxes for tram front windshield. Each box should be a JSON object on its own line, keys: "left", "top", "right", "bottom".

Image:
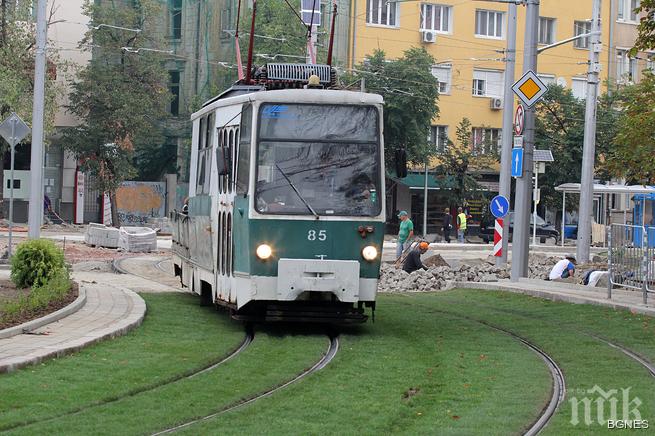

{"left": 255, "top": 104, "right": 381, "bottom": 217}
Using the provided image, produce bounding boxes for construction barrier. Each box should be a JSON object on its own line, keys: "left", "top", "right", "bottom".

{"left": 607, "top": 224, "right": 655, "bottom": 303}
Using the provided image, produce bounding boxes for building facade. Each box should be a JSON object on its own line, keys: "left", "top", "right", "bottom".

{"left": 348, "top": 0, "right": 651, "bottom": 233}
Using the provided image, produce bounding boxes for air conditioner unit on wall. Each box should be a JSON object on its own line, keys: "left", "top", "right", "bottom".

{"left": 490, "top": 97, "right": 503, "bottom": 110}
{"left": 421, "top": 30, "right": 436, "bottom": 43}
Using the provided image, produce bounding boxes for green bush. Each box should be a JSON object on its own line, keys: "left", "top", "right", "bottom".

{"left": 11, "top": 239, "right": 67, "bottom": 288}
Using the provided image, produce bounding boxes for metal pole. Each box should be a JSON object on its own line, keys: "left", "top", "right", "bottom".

{"left": 532, "top": 166, "right": 538, "bottom": 246}
{"left": 496, "top": 1, "right": 517, "bottom": 266}
{"left": 8, "top": 120, "right": 15, "bottom": 257}
{"left": 561, "top": 191, "right": 566, "bottom": 247}
{"left": 576, "top": 0, "right": 602, "bottom": 264}
{"left": 423, "top": 163, "right": 428, "bottom": 238}
{"left": 28, "top": 0, "right": 47, "bottom": 239}
{"left": 607, "top": 223, "right": 612, "bottom": 299}
{"left": 510, "top": 0, "right": 539, "bottom": 281}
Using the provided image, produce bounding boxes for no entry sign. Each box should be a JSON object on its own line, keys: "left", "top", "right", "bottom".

{"left": 514, "top": 104, "right": 525, "bottom": 136}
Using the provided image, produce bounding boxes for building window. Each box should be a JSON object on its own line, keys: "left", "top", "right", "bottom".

{"left": 301, "top": 0, "right": 322, "bottom": 26}
{"left": 366, "top": 0, "right": 398, "bottom": 27}
{"left": 538, "top": 17, "right": 556, "bottom": 45}
{"left": 572, "top": 77, "right": 587, "bottom": 99}
{"left": 420, "top": 4, "right": 451, "bottom": 33}
{"left": 629, "top": 57, "right": 638, "bottom": 81}
{"left": 429, "top": 125, "right": 449, "bottom": 153}
{"left": 618, "top": 0, "right": 640, "bottom": 22}
{"left": 475, "top": 10, "right": 503, "bottom": 39}
{"left": 616, "top": 49, "right": 637, "bottom": 82}
{"left": 431, "top": 65, "right": 451, "bottom": 94}
{"left": 573, "top": 21, "right": 591, "bottom": 49}
{"left": 171, "top": 0, "right": 182, "bottom": 39}
{"left": 220, "top": 4, "right": 232, "bottom": 38}
{"left": 169, "top": 71, "right": 180, "bottom": 116}
{"left": 472, "top": 69, "right": 504, "bottom": 97}
{"left": 472, "top": 128, "right": 501, "bottom": 155}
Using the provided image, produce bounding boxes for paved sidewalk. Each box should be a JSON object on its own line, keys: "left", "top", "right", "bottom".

{"left": 458, "top": 278, "right": 655, "bottom": 316}
{"left": 0, "top": 280, "right": 146, "bottom": 373}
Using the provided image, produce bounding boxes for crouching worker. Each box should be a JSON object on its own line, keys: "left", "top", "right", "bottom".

{"left": 549, "top": 254, "right": 576, "bottom": 281}
{"left": 403, "top": 241, "right": 430, "bottom": 274}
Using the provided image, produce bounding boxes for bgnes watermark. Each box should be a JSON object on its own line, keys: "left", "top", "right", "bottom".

{"left": 569, "top": 385, "right": 649, "bottom": 429}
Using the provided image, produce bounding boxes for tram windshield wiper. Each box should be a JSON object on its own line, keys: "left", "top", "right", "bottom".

{"left": 275, "top": 164, "right": 319, "bottom": 218}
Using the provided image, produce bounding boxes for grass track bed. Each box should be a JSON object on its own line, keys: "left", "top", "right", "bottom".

{"left": 0, "top": 294, "right": 245, "bottom": 430}
{"left": 403, "top": 291, "right": 655, "bottom": 435}
{"left": 181, "top": 298, "right": 553, "bottom": 435}
{"left": 3, "top": 290, "right": 655, "bottom": 435}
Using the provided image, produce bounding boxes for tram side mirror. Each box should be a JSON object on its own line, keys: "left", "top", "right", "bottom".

{"left": 395, "top": 148, "right": 408, "bottom": 178}
{"left": 216, "top": 147, "right": 229, "bottom": 176}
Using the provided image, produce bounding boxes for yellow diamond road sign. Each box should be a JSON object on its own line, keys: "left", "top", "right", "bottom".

{"left": 512, "top": 70, "right": 547, "bottom": 107}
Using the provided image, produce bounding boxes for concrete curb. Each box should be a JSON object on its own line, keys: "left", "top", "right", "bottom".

{"left": 0, "top": 284, "right": 87, "bottom": 340}
{"left": 454, "top": 281, "right": 655, "bottom": 317}
{"left": 0, "top": 288, "right": 146, "bottom": 373}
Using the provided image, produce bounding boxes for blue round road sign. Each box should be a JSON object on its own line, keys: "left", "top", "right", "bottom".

{"left": 490, "top": 195, "right": 509, "bottom": 219}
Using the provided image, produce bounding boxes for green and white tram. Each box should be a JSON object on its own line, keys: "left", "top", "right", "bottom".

{"left": 171, "top": 70, "right": 385, "bottom": 323}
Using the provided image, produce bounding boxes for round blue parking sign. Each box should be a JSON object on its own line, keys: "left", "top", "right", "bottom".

{"left": 490, "top": 195, "right": 509, "bottom": 219}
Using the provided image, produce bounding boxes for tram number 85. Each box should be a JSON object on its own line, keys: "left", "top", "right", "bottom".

{"left": 307, "top": 230, "right": 327, "bottom": 241}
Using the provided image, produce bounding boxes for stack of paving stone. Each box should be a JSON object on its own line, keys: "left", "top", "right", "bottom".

{"left": 377, "top": 262, "right": 511, "bottom": 293}
{"left": 118, "top": 226, "right": 157, "bottom": 252}
{"left": 84, "top": 223, "right": 120, "bottom": 248}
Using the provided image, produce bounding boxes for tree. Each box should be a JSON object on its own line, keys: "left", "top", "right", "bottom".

{"left": 534, "top": 85, "right": 621, "bottom": 209}
{"left": 63, "top": 0, "right": 171, "bottom": 226}
{"left": 346, "top": 48, "right": 440, "bottom": 168}
{"left": 605, "top": 72, "right": 655, "bottom": 184}
{"left": 434, "top": 118, "right": 496, "bottom": 208}
{"left": 632, "top": 0, "right": 655, "bottom": 54}
{"left": 0, "top": 1, "right": 62, "bottom": 188}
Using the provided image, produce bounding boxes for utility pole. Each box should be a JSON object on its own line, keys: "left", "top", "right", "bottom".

{"left": 496, "top": 2, "right": 517, "bottom": 266}
{"left": 576, "top": 0, "right": 602, "bottom": 264}
{"left": 510, "top": 0, "right": 539, "bottom": 281}
{"left": 28, "top": 0, "right": 47, "bottom": 239}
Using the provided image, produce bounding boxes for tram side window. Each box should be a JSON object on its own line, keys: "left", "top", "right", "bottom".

{"left": 196, "top": 114, "right": 214, "bottom": 195}
{"left": 196, "top": 117, "right": 206, "bottom": 194}
{"left": 236, "top": 105, "right": 252, "bottom": 195}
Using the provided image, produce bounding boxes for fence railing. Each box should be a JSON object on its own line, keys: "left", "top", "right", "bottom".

{"left": 607, "top": 224, "right": 655, "bottom": 304}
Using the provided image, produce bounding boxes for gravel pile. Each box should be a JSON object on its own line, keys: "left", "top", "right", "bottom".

{"left": 378, "top": 252, "right": 608, "bottom": 293}
{"left": 378, "top": 262, "right": 511, "bottom": 293}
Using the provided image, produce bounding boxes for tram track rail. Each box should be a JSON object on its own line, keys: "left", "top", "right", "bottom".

{"left": 394, "top": 299, "right": 565, "bottom": 435}
{"left": 112, "top": 256, "right": 179, "bottom": 289}
{"left": 1, "top": 331, "right": 254, "bottom": 432}
{"left": 437, "top": 297, "right": 655, "bottom": 380}
{"left": 152, "top": 334, "right": 340, "bottom": 435}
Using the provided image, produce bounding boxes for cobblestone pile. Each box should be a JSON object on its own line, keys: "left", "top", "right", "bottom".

{"left": 378, "top": 253, "right": 608, "bottom": 293}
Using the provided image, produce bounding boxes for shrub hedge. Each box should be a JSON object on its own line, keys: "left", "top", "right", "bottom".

{"left": 10, "top": 239, "right": 66, "bottom": 288}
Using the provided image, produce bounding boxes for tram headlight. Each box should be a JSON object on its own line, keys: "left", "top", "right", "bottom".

{"left": 362, "top": 245, "right": 378, "bottom": 261}
{"left": 256, "top": 244, "right": 273, "bottom": 260}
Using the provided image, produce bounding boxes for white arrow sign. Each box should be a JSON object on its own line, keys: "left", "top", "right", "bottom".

{"left": 494, "top": 199, "right": 505, "bottom": 214}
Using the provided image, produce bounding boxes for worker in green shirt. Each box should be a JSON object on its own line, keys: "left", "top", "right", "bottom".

{"left": 396, "top": 210, "right": 414, "bottom": 259}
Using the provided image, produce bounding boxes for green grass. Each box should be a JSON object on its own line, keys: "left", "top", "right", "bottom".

{"left": 182, "top": 297, "right": 553, "bottom": 435}
{"left": 4, "top": 290, "right": 655, "bottom": 435}
{"left": 0, "top": 293, "right": 245, "bottom": 430}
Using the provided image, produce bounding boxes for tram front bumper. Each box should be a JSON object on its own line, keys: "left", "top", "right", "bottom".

{"left": 276, "top": 258, "right": 360, "bottom": 302}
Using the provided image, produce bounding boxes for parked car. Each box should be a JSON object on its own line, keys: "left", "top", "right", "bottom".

{"left": 479, "top": 212, "right": 560, "bottom": 244}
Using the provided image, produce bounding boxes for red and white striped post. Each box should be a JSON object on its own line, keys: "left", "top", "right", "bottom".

{"left": 493, "top": 218, "right": 503, "bottom": 257}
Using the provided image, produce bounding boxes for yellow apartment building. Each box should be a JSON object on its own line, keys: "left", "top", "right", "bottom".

{"left": 348, "top": 0, "right": 615, "bottom": 154}
{"left": 346, "top": 0, "right": 651, "bottom": 233}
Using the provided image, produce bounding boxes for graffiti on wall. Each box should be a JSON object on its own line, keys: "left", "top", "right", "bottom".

{"left": 116, "top": 181, "right": 166, "bottom": 225}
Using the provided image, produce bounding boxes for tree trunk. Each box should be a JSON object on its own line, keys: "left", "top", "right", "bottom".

{"left": 110, "top": 191, "right": 120, "bottom": 228}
